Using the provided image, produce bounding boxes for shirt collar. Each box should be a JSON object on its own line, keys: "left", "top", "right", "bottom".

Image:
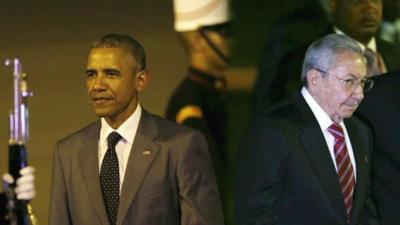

{"left": 301, "top": 87, "right": 345, "bottom": 130}
{"left": 100, "top": 104, "right": 142, "bottom": 148}
{"left": 333, "top": 26, "right": 377, "bottom": 53}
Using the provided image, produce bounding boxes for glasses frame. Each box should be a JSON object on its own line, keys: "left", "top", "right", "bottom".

{"left": 314, "top": 68, "right": 374, "bottom": 92}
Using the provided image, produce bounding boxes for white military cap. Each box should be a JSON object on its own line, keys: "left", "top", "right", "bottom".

{"left": 173, "top": 0, "right": 230, "bottom": 32}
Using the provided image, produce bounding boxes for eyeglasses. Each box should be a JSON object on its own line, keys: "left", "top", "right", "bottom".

{"left": 315, "top": 68, "right": 374, "bottom": 92}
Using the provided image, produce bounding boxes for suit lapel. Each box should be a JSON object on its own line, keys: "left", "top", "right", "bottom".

{"left": 345, "top": 120, "right": 368, "bottom": 225}
{"left": 294, "top": 93, "right": 348, "bottom": 221}
{"left": 79, "top": 121, "right": 109, "bottom": 225}
{"left": 301, "top": 126, "right": 348, "bottom": 220}
{"left": 117, "top": 110, "right": 160, "bottom": 225}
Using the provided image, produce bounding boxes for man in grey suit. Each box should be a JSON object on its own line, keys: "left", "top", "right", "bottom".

{"left": 49, "top": 33, "right": 224, "bottom": 225}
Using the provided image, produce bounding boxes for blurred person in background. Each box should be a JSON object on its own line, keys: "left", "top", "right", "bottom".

{"left": 357, "top": 69, "right": 400, "bottom": 225}
{"left": 255, "top": 0, "right": 400, "bottom": 113}
{"left": 380, "top": 0, "right": 400, "bottom": 45}
{"left": 253, "top": 0, "right": 331, "bottom": 113}
{"left": 165, "top": 0, "right": 232, "bottom": 223}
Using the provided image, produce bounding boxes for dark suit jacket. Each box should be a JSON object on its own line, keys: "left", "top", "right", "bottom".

{"left": 357, "top": 69, "right": 400, "bottom": 225}
{"left": 255, "top": 28, "right": 400, "bottom": 113}
{"left": 49, "top": 109, "right": 224, "bottom": 225}
{"left": 236, "top": 93, "right": 376, "bottom": 225}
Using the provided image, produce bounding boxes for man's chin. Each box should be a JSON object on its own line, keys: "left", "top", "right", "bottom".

{"left": 359, "top": 26, "right": 379, "bottom": 37}
{"left": 341, "top": 108, "right": 357, "bottom": 119}
{"left": 93, "top": 108, "right": 111, "bottom": 118}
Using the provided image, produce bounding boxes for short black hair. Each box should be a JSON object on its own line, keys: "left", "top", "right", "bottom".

{"left": 90, "top": 33, "right": 146, "bottom": 70}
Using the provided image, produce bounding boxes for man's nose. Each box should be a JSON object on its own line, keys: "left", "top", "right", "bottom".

{"left": 352, "top": 82, "right": 364, "bottom": 101}
{"left": 92, "top": 74, "right": 106, "bottom": 90}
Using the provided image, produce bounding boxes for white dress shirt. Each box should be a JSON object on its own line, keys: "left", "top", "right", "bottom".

{"left": 302, "top": 87, "right": 357, "bottom": 180}
{"left": 98, "top": 104, "right": 142, "bottom": 190}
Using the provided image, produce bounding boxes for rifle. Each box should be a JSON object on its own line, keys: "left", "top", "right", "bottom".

{"left": 5, "top": 58, "right": 37, "bottom": 225}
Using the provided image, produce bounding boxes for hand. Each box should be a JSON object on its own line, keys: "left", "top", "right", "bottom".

{"left": 3, "top": 166, "right": 36, "bottom": 200}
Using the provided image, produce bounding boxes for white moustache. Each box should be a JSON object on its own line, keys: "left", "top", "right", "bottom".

{"left": 347, "top": 99, "right": 361, "bottom": 106}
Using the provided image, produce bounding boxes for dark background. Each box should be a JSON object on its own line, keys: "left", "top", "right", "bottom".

{"left": 0, "top": 0, "right": 298, "bottom": 222}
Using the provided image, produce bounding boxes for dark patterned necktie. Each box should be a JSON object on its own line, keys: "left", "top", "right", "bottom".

{"left": 364, "top": 48, "right": 381, "bottom": 77}
{"left": 100, "top": 131, "right": 122, "bottom": 225}
{"left": 328, "top": 123, "right": 355, "bottom": 222}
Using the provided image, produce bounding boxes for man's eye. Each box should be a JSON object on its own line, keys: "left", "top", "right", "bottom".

{"left": 345, "top": 79, "right": 355, "bottom": 87}
{"left": 86, "top": 72, "right": 96, "bottom": 78}
{"left": 106, "top": 71, "right": 121, "bottom": 77}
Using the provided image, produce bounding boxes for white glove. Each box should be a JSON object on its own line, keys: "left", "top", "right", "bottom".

{"left": 3, "top": 166, "right": 36, "bottom": 200}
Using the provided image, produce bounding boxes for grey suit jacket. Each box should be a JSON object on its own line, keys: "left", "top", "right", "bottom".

{"left": 49, "top": 109, "right": 224, "bottom": 225}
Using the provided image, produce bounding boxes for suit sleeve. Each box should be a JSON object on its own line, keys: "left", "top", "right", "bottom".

{"left": 176, "top": 131, "right": 225, "bottom": 225}
{"left": 359, "top": 127, "right": 380, "bottom": 225}
{"left": 236, "top": 118, "right": 288, "bottom": 225}
{"left": 48, "top": 142, "right": 71, "bottom": 225}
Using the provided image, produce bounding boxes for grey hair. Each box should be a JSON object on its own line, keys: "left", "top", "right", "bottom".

{"left": 301, "top": 34, "right": 365, "bottom": 86}
{"left": 89, "top": 33, "right": 146, "bottom": 71}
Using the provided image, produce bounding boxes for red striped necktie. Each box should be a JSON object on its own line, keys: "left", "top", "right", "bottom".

{"left": 328, "top": 123, "right": 355, "bottom": 221}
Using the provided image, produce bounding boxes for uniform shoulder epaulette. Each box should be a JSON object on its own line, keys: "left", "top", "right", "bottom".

{"left": 176, "top": 105, "right": 203, "bottom": 124}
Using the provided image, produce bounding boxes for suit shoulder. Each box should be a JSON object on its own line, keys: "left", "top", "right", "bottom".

{"left": 250, "top": 104, "right": 300, "bottom": 138}
{"left": 56, "top": 121, "right": 99, "bottom": 147}
{"left": 259, "top": 101, "right": 300, "bottom": 122}
{"left": 150, "top": 114, "right": 208, "bottom": 160}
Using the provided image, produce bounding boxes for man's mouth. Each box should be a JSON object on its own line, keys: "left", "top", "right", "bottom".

{"left": 361, "top": 16, "right": 379, "bottom": 27}
{"left": 346, "top": 100, "right": 360, "bottom": 107}
{"left": 92, "top": 97, "right": 113, "bottom": 105}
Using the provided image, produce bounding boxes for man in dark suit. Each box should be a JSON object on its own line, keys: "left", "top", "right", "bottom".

{"left": 254, "top": 0, "right": 400, "bottom": 113}
{"left": 236, "top": 34, "right": 377, "bottom": 225}
{"left": 48, "top": 33, "right": 224, "bottom": 225}
{"left": 357, "top": 69, "right": 400, "bottom": 225}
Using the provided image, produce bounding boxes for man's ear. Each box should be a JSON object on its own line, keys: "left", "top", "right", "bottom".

{"left": 136, "top": 70, "right": 150, "bottom": 92}
{"left": 307, "top": 69, "right": 321, "bottom": 93}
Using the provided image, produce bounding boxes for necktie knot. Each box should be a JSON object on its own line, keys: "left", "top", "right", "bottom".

{"left": 107, "top": 132, "right": 122, "bottom": 149}
{"left": 328, "top": 123, "right": 344, "bottom": 140}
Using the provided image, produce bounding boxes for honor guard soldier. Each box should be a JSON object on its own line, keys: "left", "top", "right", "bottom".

{"left": 166, "top": 0, "right": 231, "bottom": 191}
